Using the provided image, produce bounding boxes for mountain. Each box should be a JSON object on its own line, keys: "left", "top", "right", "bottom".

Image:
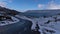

{"left": 23, "top": 10, "right": 60, "bottom": 18}
{"left": 0, "top": 6, "right": 21, "bottom": 15}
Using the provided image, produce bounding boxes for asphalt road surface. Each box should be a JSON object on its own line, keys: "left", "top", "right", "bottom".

{"left": 0, "top": 18, "right": 32, "bottom": 34}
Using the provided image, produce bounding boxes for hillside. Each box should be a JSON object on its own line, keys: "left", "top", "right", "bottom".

{"left": 0, "top": 6, "right": 21, "bottom": 15}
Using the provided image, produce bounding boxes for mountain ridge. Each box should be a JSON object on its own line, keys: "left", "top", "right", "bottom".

{"left": 23, "top": 9, "right": 60, "bottom": 18}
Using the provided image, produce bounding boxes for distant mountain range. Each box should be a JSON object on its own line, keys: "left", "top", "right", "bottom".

{"left": 23, "top": 10, "right": 60, "bottom": 18}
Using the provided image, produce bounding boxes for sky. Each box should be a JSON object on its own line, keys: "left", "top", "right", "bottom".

{"left": 0, "top": 0, "right": 60, "bottom": 12}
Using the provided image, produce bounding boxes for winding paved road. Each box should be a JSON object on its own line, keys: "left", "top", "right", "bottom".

{"left": 0, "top": 16, "right": 32, "bottom": 34}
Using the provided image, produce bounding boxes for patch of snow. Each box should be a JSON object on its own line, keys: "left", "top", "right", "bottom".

{"left": 0, "top": 16, "right": 20, "bottom": 26}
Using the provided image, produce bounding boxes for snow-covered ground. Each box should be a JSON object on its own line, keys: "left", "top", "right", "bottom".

{"left": 31, "top": 15, "right": 60, "bottom": 34}
{"left": 0, "top": 16, "right": 19, "bottom": 26}
{"left": 15, "top": 14, "right": 60, "bottom": 34}
{"left": 13, "top": 15, "right": 60, "bottom": 34}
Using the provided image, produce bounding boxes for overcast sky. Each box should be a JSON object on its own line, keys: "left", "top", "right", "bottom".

{"left": 0, "top": 0, "right": 60, "bottom": 12}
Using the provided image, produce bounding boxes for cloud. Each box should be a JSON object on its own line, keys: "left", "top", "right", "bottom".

{"left": 38, "top": 4, "right": 43, "bottom": 8}
{"left": 0, "top": 2, "right": 7, "bottom": 7}
{"left": 38, "top": 1, "right": 60, "bottom": 9}
{"left": 38, "top": 4, "right": 45, "bottom": 9}
{"left": 46, "top": 1, "right": 60, "bottom": 9}
{"left": 46, "top": 4, "right": 60, "bottom": 9}
{"left": 0, "top": 0, "right": 13, "bottom": 7}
